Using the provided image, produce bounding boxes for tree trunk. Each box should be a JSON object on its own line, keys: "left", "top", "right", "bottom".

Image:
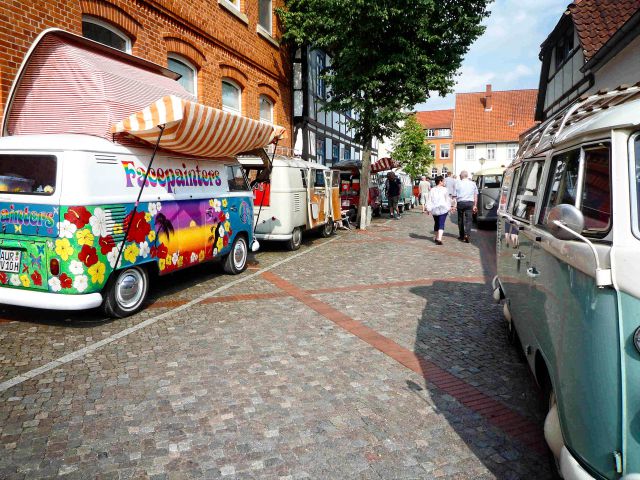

{"left": 356, "top": 137, "right": 373, "bottom": 229}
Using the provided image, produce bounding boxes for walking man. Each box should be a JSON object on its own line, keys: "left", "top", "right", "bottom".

{"left": 451, "top": 170, "right": 478, "bottom": 242}
{"left": 418, "top": 175, "right": 431, "bottom": 213}
{"left": 444, "top": 171, "right": 456, "bottom": 199}
{"left": 385, "top": 171, "right": 402, "bottom": 219}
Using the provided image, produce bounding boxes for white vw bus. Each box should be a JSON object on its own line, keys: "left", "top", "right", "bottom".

{"left": 494, "top": 85, "right": 640, "bottom": 479}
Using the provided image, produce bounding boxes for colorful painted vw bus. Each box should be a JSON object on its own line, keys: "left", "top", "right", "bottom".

{"left": 493, "top": 85, "right": 640, "bottom": 479}
{"left": 0, "top": 29, "right": 283, "bottom": 317}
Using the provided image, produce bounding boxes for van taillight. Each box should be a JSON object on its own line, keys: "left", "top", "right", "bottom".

{"left": 50, "top": 259, "right": 60, "bottom": 276}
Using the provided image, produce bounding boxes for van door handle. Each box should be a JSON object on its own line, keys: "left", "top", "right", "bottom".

{"left": 526, "top": 267, "right": 540, "bottom": 278}
{"left": 229, "top": 206, "right": 238, "bottom": 212}
{"left": 513, "top": 252, "right": 525, "bottom": 260}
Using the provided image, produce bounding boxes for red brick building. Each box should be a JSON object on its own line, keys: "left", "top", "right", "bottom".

{"left": 414, "top": 109, "right": 454, "bottom": 178}
{"left": 0, "top": 0, "right": 292, "bottom": 148}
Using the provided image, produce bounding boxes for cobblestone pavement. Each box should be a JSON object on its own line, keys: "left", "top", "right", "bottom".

{"left": 0, "top": 210, "right": 553, "bottom": 479}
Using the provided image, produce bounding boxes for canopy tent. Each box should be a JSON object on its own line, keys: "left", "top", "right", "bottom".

{"left": 371, "top": 157, "right": 400, "bottom": 173}
{"left": 112, "top": 95, "right": 285, "bottom": 158}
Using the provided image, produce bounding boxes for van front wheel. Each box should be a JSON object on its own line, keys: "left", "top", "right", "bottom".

{"left": 223, "top": 235, "right": 248, "bottom": 274}
{"left": 103, "top": 266, "right": 149, "bottom": 318}
{"left": 287, "top": 227, "right": 302, "bottom": 251}
{"left": 320, "top": 221, "right": 333, "bottom": 238}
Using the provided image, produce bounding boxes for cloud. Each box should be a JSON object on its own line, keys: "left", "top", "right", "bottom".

{"left": 415, "top": 0, "right": 567, "bottom": 111}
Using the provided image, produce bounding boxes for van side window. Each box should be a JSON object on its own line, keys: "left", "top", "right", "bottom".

{"left": 300, "top": 169, "right": 307, "bottom": 188}
{"left": 226, "top": 165, "right": 249, "bottom": 191}
{"left": 0, "top": 155, "right": 57, "bottom": 195}
{"left": 506, "top": 167, "right": 522, "bottom": 214}
{"left": 511, "top": 161, "right": 544, "bottom": 221}
{"left": 541, "top": 150, "right": 580, "bottom": 224}
{"left": 580, "top": 145, "right": 611, "bottom": 232}
{"left": 314, "top": 169, "right": 325, "bottom": 187}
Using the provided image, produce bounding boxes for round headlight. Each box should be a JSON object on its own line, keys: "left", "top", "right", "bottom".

{"left": 634, "top": 327, "right": 640, "bottom": 355}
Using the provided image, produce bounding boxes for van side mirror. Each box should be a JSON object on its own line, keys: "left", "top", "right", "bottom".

{"left": 547, "top": 204, "right": 585, "bottom": 240}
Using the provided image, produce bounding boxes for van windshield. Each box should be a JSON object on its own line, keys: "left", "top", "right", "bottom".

{"left": 0, "top": 155, "right": 56, "bottom": 195}
{"left": 483, "top": 175, "right": 502, "bottom": 188}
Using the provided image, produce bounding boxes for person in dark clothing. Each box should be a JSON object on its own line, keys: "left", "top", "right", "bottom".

{"left": 385, "top": 171, "right": 402, "bottom": 219}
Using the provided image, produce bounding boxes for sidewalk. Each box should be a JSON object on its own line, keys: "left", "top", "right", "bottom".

{"left": 0, "top": 209, "right": 551, "bottom": 479}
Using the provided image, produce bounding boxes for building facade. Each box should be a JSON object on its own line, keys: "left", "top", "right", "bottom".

{"left": 292, "top": 46, "right": 378, "bottom": 165}
{"left": 536, "top": 0, "right": 640, "bottom": 121}
{"left": 453, "top": 85, "right": 537, "bottom": 175}
{"left": 0, "top": 0, "right": 292, "bottom": 148}
{"left": 415, "top": 109, "right": 454, "bottom": 178}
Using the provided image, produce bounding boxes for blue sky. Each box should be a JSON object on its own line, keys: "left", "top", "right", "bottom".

{"left": 414, "top": 0, "right": 569, "bottom": 111}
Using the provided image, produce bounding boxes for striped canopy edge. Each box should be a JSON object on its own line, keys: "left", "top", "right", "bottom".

{"left": 371, "top": 157, "right": 400, "bottom": 173}
{"left": 112, "top": 95, "right": 286, "bottom": 158}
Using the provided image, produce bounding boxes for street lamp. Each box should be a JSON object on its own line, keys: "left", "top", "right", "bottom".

{"left": 479, "top": 157, "right": 486, "bottom": 170}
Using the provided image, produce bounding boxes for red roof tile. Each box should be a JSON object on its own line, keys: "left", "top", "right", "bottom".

{"left": 414, "top": 109, "right": 454, "bottom": 129}
{"left": 569, "top": 0, "right": 640, "bottom": 61}
{"left": 452, "top": 88, "right": 538, "bottom": 144}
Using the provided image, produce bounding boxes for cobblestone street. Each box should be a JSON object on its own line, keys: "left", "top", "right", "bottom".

{"left": 0, "top": 210, "right": 552, "bottom": 479}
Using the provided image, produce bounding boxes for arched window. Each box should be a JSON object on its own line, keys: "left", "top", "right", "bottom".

{"left": 222, "top": 79, "right": 242, "bottom": 114}
{"left": 82, "top": 16, "right": 131, "bottom": 53}
{"left": 259, "top": 95, "right": 273, "bottom": 123}
{"left": 168, "top": 54, "right": 197, "bottom": 96}
{"left": 431, "top": 167, "right": 438, "bottom": 179}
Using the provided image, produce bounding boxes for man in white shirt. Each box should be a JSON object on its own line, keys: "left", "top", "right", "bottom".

{"left": 451, "top": 170, "right": 478, "bottom": 243}
{"left": 418, "top": 175, "right": 431, "bottom": 213}
{"left": 444, "top": 172, "right": 456, "bottom": 198}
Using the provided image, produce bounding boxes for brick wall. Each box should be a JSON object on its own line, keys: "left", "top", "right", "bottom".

{"left": 0, "top": 0, "right": 292, "bottom": 147}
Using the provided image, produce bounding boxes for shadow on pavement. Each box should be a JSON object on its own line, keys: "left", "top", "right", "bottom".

{"left": 406, "top": 229, "right": 551, "bottom": 478}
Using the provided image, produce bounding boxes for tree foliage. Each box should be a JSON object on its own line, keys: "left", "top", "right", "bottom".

{"left": 392, "top": 115, "right": 433, "bottom": 179}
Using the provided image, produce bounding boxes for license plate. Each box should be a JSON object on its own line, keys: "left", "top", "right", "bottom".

{"left": 0, "top": 249, "right": 21, "bottom": 273}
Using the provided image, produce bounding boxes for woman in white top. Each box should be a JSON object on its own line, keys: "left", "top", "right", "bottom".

{"left": 426, "top": 175, "right": 452, "bottom": 245}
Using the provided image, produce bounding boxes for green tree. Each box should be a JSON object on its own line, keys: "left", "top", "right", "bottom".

{"left": 392, "top": 115, "right": 433, "bottom": 179}
{"left": 278, "top": 0, "right": 489, "bottom": 227}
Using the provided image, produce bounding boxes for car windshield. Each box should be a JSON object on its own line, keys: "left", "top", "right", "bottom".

{"left": 483, "top": 175, "right": 502, "bottom": 188}
{"left": 0, "top": 155, "right": 57, "bottom": 195}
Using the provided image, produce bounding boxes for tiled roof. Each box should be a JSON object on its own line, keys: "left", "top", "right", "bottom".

{"left": 414, "top": 109, "right": 454, "bottom": 129}
{"left": 569, "top": 0, "right": 640, "bottom": 61}
{"left": 452, "top": 88, "right": 538, "bottom": 144}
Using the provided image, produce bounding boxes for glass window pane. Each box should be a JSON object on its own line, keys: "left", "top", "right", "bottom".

{"left": 541, "top": 149, "right": 580, "bottom": 224}
{"left": 226, "top": 165, "right": 249, "bottom": 191}
{"left": 222, "top": 81, "right": 241, "bottom": 113}
{"left": 82, "top": 20, "right": 127, "bottom": 51}
{"left": 0, "top": 155, "right": 57, "bottom": 195}
{"left": 512, "top": 161, "right": 543, "bottom": 220}
{"left": 168, "top": 57, "right": 195, "bottom": 95}
{"left": 581, "top": 145, "right": 611, "bottom": 232}
{"left": 259, "top": 0, "right": 272, "bottom": 33}
{"left": 259, "top": 96, "right": 273, "bottom": 122}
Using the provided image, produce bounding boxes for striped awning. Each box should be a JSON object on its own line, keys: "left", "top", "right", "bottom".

{"left": 371, "top": 157, "right": 400, "bottom": 173}
{"left": 112, "top": 95, "right": 285, "bottom": 158}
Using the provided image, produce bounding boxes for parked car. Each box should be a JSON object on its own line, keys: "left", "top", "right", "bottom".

{"left": 333, "top": 160, "right": 382, "bottom": 222}
{"left": 493, "top": 84, "right": 640, "bottom": 479}
{"left": 240, "top": 155, "right": 340, "bottom": 250}
{"left": 472, "top": 166, "right": 505, "bottom": 225}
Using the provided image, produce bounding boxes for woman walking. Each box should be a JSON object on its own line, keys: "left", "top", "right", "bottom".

{"left": 426, "top": 175, "right": 452, "bottom": 245}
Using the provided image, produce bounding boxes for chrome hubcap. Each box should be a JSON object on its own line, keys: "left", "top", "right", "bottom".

{"left": 293, "top": 228, "right": 301, "bottom": 245}
{"left": 233, "top": 239, "right": 247, "bottom": 268}
{"left": 115, "top": 269, "right": 144, "bottom": 310}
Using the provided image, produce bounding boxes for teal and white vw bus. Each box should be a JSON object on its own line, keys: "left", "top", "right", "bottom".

{"left": 494, "top": 85, "right": 640, "bottom": 479}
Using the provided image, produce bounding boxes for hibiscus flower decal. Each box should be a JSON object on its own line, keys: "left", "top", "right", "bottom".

{"left": 59, "top": 273, "right": 72, "bottom": 289}
{"left": 0, "top": 272, "right": 7, "bottom": 284}
{"left": 31, "top": 271, "right": 42, "bottom": 286}
{"left": 79, "top": 245, "right": 98, "bottom": 267}
{"left": 99, "top": 235, "right": 115, "bottom": 255}
{"left": 64, "top": 206, "right": 91, "bottom": 228}
{"left": 125, "top": 211, "right": 151, "bottom": 243}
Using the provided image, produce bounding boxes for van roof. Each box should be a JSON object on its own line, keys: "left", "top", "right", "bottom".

{"left": 0, "top": 134, "right": 139, "bottom": 153}
{"left": 518, "top": 83, "right": 640, "bottom": 160}
{"left": 474, "top": 167, "right": 505, "bottom": 176}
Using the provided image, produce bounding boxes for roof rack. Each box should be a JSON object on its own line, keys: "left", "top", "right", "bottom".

{"left": 517, "top": 81, "right": 640, "bottom": 160}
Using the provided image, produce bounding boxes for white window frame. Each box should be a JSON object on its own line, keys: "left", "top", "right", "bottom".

{"left": 507, "top": 143, "right": 518, "bottom": 161}
{"left": 222, "top": 79, "right": 242, "bottom": 115}
{"left": 426, "top": 128, "right": 435, "bottom": 137}
{"left": 258, "top": 0, "right": 273, "bottom": 36}
{"left": 439, "top": 128, "right": 451, "bottom": 137}
{"left": 259, "top": 95, "right": 274, "bottom": 123}
{"left": 487, "top": 144, "right": 496, "bottom": 160}
{"left": 168, "top": 54, "right": 198, "bottom": 97}
{"left": 82, "top": 16, "right": 131, "bottom": 53}
{"left": 440, "top": 144, "right": 450, "bottom": 159}
{"left": 466, "top": 145, "right": 476, "bottom": 161}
